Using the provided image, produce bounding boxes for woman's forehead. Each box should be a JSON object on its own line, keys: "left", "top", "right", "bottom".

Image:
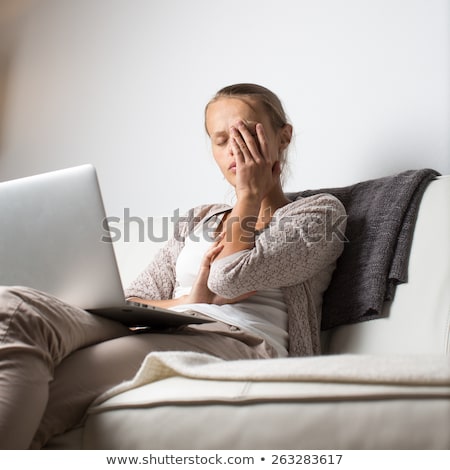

{"left": 206, "top": 97, "right": 266, "bottom": 131}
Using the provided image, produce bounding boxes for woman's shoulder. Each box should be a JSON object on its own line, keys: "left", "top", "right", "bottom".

{"left": 185, "top": 203, "right": 232, "bottom": 220}
{"left": 279, "top": 193, "right": 346, "bottom": 217}
{"left": 172, "top": 203, "right": 231, "bottom": 237}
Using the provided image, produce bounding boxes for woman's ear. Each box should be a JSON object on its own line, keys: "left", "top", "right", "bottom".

{"left": 279, "top": 124, "right": 293, "bottom": 151}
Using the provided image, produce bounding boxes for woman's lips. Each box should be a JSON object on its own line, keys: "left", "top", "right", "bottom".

{"left": 228, "top": 162, "right": 236, "bottom": 172}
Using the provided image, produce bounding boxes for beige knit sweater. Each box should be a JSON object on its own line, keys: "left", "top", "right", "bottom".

{"left": 125, "top": 194, "right": 346, "bottom": 357}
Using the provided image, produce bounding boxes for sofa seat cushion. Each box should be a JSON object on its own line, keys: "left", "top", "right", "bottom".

{"left": 83, "top": 394, "right": 450, "bottom": 450}
{"left": 74, "top": 351, "right": 450, "bottom": 449}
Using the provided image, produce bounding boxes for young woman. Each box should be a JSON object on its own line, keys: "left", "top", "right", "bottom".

{"left": 0, "top": 83, "right": 346, "bottom": 449}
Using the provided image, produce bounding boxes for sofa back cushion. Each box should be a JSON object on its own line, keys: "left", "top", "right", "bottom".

{"left": 324, "top": 176, "right": 450, "bottom": 355}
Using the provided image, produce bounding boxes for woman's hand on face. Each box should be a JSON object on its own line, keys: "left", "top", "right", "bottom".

{"left": 185, "top": 238, "right": 255, "bottom": 305}
{"left": 230, "top": 121, "right": 281, "bottom": 203}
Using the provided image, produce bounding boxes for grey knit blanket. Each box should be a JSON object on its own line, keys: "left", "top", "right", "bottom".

{"left": 289, "top": 169, "right": 440, "bottom": 330}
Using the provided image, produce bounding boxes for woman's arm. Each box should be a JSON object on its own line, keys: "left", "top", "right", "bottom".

{"left": 208, "top": 194, "right": 347, "bottom": 299}
{"left": 128, "top": 241, "right": 255, "bottom": 307}
{"left": 124, "top": 236, "right": 179, "bottom": 301}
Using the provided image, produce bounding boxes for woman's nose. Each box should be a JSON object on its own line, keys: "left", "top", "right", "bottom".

{"left": 227, "top": 141, "right": 234, "bottom": 158}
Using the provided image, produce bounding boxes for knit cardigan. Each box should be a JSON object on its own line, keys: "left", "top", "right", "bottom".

{"left": 125, "top": 194, "right": 346, "bottom": 356}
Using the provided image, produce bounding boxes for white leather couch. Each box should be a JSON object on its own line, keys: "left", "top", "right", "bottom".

{"left": 46, "top": 175, "right": 450, "bottom": 450}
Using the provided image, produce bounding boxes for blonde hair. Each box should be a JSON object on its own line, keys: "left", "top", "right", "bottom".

{"left": 205, "top": 83, "right": 292, "bottom": 180}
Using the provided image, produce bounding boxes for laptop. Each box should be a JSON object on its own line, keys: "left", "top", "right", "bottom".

{"left": 0, "top": 164, "right": 212, "bottom": 328}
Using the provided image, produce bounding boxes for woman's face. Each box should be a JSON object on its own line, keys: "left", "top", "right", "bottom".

{"left": 205, "top": 97, "right": 282, "bottom": 186}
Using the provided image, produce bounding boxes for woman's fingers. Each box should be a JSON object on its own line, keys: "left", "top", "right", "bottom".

{"left": 236, "top": 122, "right": 262, "bottom": 161}
{"left": 255, "top": 123, "right": 269, "bottom": 162}
{"left": 231, "top": 132, "right": 245, "bottom": 165}
{"left": 231, "top": 123, "right": 263, "bottom": 163}
{"left": 201, "top": 241, "right": 224, "bottom": 267}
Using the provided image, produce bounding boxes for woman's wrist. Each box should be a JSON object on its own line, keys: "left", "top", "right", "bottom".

{"left": 235, "top": 190, "right": 263, "bottom": 208}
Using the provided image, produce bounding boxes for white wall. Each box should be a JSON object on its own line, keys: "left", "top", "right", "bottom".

{"left": 0, "top": 0, "right": 449, "bottom": 218}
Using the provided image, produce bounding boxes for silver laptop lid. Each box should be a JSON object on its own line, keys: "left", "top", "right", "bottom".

{"left": 0, "top": 164, "right": 126, "bottom": 309}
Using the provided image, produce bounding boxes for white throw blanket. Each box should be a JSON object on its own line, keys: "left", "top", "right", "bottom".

{"left": 92, "top": 351, "right": 450, "bottom": 408}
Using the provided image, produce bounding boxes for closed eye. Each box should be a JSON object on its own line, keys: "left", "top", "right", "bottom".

{"left": 213, "top": 136, "right": 228, "bottom": 146}
{"left": 211, "top": 130, "right": 229, "bottom": 146}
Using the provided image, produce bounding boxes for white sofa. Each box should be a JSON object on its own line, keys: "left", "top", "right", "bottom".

{"left": 46, "top": 175, "right": 450, "bottom": 450}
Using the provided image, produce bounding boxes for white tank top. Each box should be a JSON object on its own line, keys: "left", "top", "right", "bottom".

{"left": 171, "top": 213, "right": 289, "bottom": 357}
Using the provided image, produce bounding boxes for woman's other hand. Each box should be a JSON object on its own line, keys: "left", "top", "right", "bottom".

{"left": 186, "top": 239, "right": 255, "bottom": 305}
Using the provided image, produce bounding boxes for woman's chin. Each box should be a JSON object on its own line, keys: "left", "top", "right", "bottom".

{"left": 223, "top": 171, "right": 236, "bottom": 186}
